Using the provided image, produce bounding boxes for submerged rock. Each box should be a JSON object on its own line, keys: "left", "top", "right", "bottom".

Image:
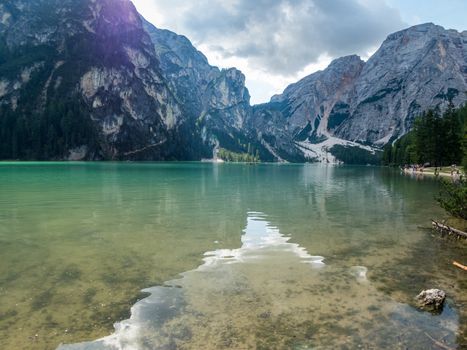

{"left": 416, "top": 289, "right": 446, "bottom": 310}
{"left": 349, "top": 266, "right": 368, "bottom": 283}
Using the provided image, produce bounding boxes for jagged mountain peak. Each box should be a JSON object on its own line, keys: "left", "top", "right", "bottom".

{"left": 141, "top": 15, "right": 270, "bottom": 160}
{"left": 385, "top": 22, "right": 450, "bottom": 41}
{"left": 328, "top": 54, "right": 364, "bottom": 68}
{"left": 141, "top": 17, "right": 214, "bottom": 72}
{"left": 251, "top": 22, "right": 467, "bottom": 161}
{"left": 271, "top": 55, "right": 364, "bottom": 103}
{"left": 337, "top": 21, "right": 467, "bottom": 144}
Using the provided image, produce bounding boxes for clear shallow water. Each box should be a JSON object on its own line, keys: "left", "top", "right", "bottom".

{"left": 0, "top": 163, "right": 465, "bottom": 349}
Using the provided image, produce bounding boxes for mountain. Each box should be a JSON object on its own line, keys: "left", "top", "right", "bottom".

{"left": 0, "top": 0, "right": 273, "bottom": 161}
{"left": 0, "top": 0, "right": 466, "bottom": 163}
{"left": 336, "top": 23, "right": 467, "bottom": 144}
{"left": 0, "top": 0, "right": 211, "bottom": 160}
{"left": 249, "top": 55, "right": 365, "bottom": 162}
{"left": 252, "top": 23, "right": 467, "bottom": 162}
{"left": 142, "top": 19, "right": 275, "bottom": 161}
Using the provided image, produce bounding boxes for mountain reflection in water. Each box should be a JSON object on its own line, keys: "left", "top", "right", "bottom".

{"left": 59, "top": 213, "right": 458, "bottom": 350}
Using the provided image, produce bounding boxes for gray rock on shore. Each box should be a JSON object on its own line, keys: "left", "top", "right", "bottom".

{"left": 416, "top": 289, "right": 446, "bottom": 310}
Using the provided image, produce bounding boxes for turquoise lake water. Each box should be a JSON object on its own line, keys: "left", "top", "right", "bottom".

{"left": 0, "top": 163, "right": 465, "bottom": 349}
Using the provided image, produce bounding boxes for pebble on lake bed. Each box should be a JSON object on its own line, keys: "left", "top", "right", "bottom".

{"left": 416, "top": 289, "right": 446, "bottom": 310}
{"left": 349, "top": 266, "right": 368, "bottom": 283}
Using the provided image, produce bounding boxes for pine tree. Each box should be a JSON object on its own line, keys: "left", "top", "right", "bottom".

{"left": 442, "top": 103, "right": 462, "bottom": 165}
{"left": 462, "top": 119, "right": 467, "bottom": 172}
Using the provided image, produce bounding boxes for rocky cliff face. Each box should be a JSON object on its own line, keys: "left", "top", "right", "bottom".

{"left": 142, "top": 20, "right": 218, "bottom": 119}
{"left": 0, "top": 0, "right": 209, "bottom": 160}
{"left": 336, "top": 23, "right": 467, "bottom": 145}
{"left": 143, "top": 19, "right": 274, "bottom": 160}
{"left": 268, "top": 55, "right": 365, "bottom": 140}
{"left": 252, "top": 23, "right": 467, "bottom": 161}
{"left": 249, "top": 55, "right": 365, "bottom": 162}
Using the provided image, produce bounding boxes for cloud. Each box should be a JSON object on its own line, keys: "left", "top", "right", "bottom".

{"left": 134, "top": 0, "right": 405, "bottom": 76}
{"left": 133, "top": 0, "right": 406, "bottom": 103}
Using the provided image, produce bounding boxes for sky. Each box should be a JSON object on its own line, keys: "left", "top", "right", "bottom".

{"left": 132, "top": 0, "right": 467, "bottom": 104}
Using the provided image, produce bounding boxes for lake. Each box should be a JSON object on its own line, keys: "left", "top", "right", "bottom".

{"left": 0, "top": 163, "right": 465, "bottom": 349}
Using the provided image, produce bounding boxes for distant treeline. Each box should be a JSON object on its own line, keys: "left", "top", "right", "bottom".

{"left": 217, "top": 147, "right": 260, "bottom": 163}
{"left": 330, "top": 145, "right": 382, "bottom": 165}
{"left": 382, "top": 104, "right": 467, "bottom": 169}
{"left": 0, "top": 97, "right": 99, "bottom": 160}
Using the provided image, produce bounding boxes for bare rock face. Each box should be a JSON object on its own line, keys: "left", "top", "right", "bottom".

{"left": 0, "top": 0, "right": 203, "bottom": 160}
{"left": 251, "top": 23, "right": 467, "bottom": 161}
{"left": 336, "top": 23, "right": 467, "bottom": 145}
{"left": 249, "top": 55, "right": 364, "bottom": 161}
{"left": 416, "top": 289, "right": 446, "bottom": 310}
{"left": 143, "top": 18, "right": 275, "bottom": 161}
{"left": 268, "top": 55, "right": 365, "bottom": 139}
{"left": 142, "top": 19, "right": 219, "bottom": 120}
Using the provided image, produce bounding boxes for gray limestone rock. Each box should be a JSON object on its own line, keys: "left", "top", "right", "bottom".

{"left": 336, "top": 23, "right": 467, "bottom": 145}
{"left": 416, "top": 289, "right": 446, "bottom": 310}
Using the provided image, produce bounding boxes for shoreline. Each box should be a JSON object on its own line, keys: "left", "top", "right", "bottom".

{"left": 401, "top": 166, "right": 465, "bottom": 179}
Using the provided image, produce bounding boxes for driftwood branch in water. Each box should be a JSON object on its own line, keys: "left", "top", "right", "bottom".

{"left": 453, "top": 261, "right": 467, "bottom": 271}
{"left": 431, "top": 220, "right": 467, "bottom": 239}
{"left": 424, "top": 332, "right": 454, "bottom": 350}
